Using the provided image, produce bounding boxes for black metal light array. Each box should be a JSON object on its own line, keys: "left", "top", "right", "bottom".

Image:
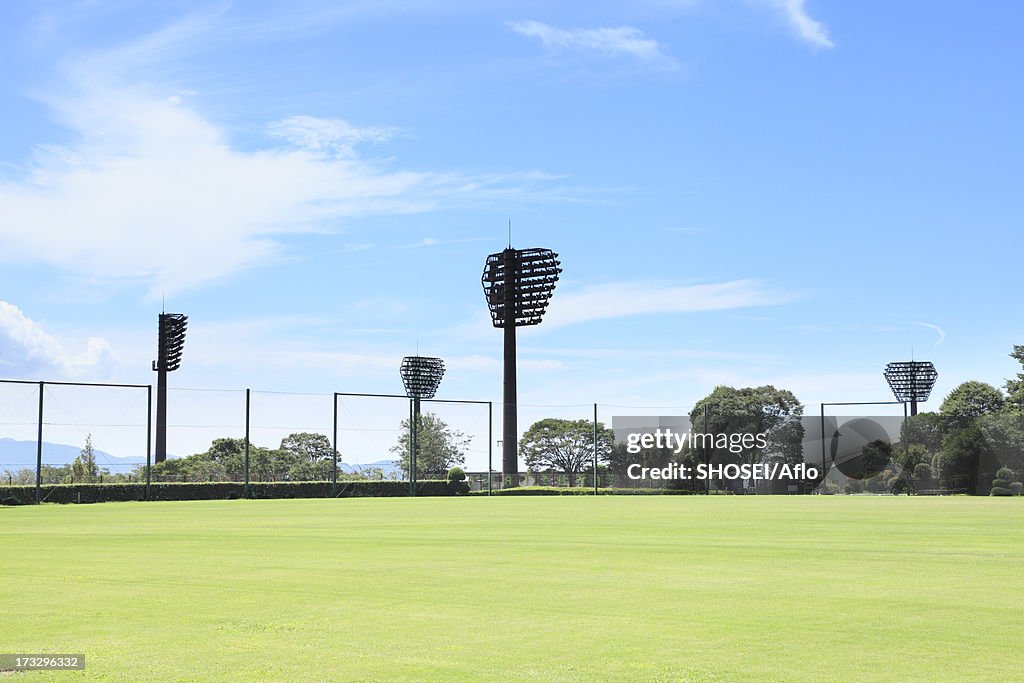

{"left": 401, "top": 356, "right": 446, "bottom": 400}
{"left": 152, "top": 313, "right": 188, "bottom": 463}
{"left": 400, "top": 356, "right": 445, "bottom": 495}
{"left": 884, "top": 361, "right": 938, "bottom": 416}
{"left": 482, "top": 246, "right": 561, "bottom": 485}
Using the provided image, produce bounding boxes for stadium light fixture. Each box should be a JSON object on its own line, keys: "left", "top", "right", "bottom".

{"left": 482, "top": 246, "right": 561, "bottom": 485}
{"left": 152, "top": 313, "right": 188, "bottom": 463}
{"left": 400, "top": 355, "right": 445, "bottom": 495}
{"left": 883, "top": 361, "right": 938, "bottom": 416}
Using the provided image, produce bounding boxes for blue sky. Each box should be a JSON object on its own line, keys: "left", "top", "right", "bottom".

{"left": 0, "top": 1, "right": 1021, "bottom": 467}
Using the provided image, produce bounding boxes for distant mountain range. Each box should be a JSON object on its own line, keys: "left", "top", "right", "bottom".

{"left": 0, "top": 438, "right": 143, "bottom": 472}
{"left": 340, "top": 460, "right": 403, "bottom": 477}
{"left": 0, "top": 438, "right": 401, "bottom": 476}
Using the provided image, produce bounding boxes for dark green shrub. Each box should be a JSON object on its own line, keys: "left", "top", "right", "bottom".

{"left": 990, "top": 465, "right": 1023, "bottom": 497}
{"left": 863, "top": 474, "right": 887, "bottom": 494}
{"left": 888, "top": 476, "right": 910, "bottom": 495}
{"left": 447, "top": 466, "right": 466, "bottom": 483}
{"left": 468, "top": 486, "right": 701, "bottom": 496}
{"left": 913, "top": 463, "right": 933, "bottom": 481}
{"left": 0, "top": 479, "right": 462, "bottom": 505}
{"left": 446, "top": 479, "right": 470, "bottom": 496}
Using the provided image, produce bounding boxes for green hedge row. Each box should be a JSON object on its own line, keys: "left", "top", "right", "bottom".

{"left": 468, "top": 486, "right": 708, "bottom": 496}
{"left": 0, "top": 480, "right": 468, "bottom": 506}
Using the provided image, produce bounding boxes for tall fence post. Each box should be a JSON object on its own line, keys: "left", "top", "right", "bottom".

{"left": 704, "top": 403, "right": 710, "bottom": 495}
{"left": 819, "top": 404, "right": 826, "bottom": 495}
{"left": 244, "top": 388, "right": 251, "bottom": 499}
{"left": 35, "top": 381, "right": 44, "bottom": 505}
{"left": 332, "top": 393, "right": 338, "bottom": 497}
{"left": 146, "top": 385, "right": 152, "bottom": 500}
{"left": 408, "top": 399, "right": 415, "bottom": 497}
{"left": 593, "top": 403, "right": 599, "bottom": 495}
{"left": 488, "top": 401, "right": 493, "bottom": 496}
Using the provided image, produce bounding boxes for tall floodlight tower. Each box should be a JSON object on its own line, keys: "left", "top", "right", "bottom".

{"left": 884, "top": 361, "right": 938, "bottom": 416}
{"left": 482, "top": 247, "right": 561, "bottom": 486}
{"left": 152, "top": 313, "right": 188, "bottom": 463}
{"left": 400, "top": 355, "right": 445, "bottom": 494}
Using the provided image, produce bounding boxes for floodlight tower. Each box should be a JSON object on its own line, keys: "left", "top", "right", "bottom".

{"left": 400, "top": 355, "right": 445, "bottom": 494}
{"left": 884, "top": 361, "right": 938, "bottom": 416}
{"left": 482, "top": 246, "right": 561, "bottom": 485}
{"left": 152, "top": 313, "right": 188, "bottom": 463}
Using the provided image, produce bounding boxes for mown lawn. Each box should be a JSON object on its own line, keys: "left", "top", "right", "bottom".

{"left": 1, "top": 496, "right": 1021, "bottom": 681}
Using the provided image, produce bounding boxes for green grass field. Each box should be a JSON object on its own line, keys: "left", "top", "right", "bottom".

{"left": 2, "top": 496, "right": 1022, "bottom": 681}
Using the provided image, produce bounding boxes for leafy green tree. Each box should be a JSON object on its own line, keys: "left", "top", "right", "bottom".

{"left": 5, "top": 465, "right": 74, "bottom": 485}
{"left": 248, "top": 446, "right": 297, "bottom": 482}
{"left": 689, "top": 385, "right": 804, "bottom": 467}
{"left": 607, "top": 441, "right": 678, "bottom": 478}
{"left": 145, "top": 437, "right": 289, "bottom": 482}
{"left": 935, "top": 427, "right": 991, "bottom": 493}
{"left": 899, "top": 412, "right": 944, "bottom": 454}
{"left": 940, "top": 381, "right": 1005, "bottom": 431}
{"left": 72, "top": 434, "right": 100, "bottom": 483}
{"left": 391, "top": 412, "right": 470, "bottom": 478}
{"left": 1005, "top": 345, "right": 1024, "bottom": 412}
{"left": 348, "top": 465, "right": 394, "bottom": 481}
{"left": 975, "top": 411, "right": 1024, "bottom": 476}
{"left": 521, "top": 418, "right": 614, "bottom": 487}
{"left": 913, "top": 462, "right": 936, "bottom": 490}
{"left": 280, "top": 432, "right": 336, "bottom": 481}
{"left": 280, "top": 433, "right": 333, "bottom": 463}
{"left": 859, "top": 439, "right": 893, "bottom": 480}
{"left": 3, "top": 468, "right": 33, "bottom": 485}
{"left": 206, "top": 437, "right": 246, "bottom": 463}
{"left": 894, "top": 443, "right": 931, "bottom": 472}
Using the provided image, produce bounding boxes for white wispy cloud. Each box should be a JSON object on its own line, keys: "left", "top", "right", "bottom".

{"left": 756, "top": 0, "right": 834, "bottom": 49}
{"left": 542, "top": 279, "right": 795, "bottom": 329}
{"left": 0, "top": 87, "right": 427, "bottom": 296}
{"left": 913, "top": 321, "right": 947, "bottom": 347}
{"left": 268, "top": 115, "right": 402, "bottom": 158}
{"left": 0, "top": 15, "right": 578, "bottom": 298}
{"left": 399, "top": 236, "right": 491, "bottom": 249}
{"left": 402, "top": 237, "right": 440, "bottom": 249}
{"left": 0, "top": 300, "right": 116, "bottom": 377}
{"left": 508, "top": 20, "right": 678, "bottom": 68}
{"left": 0, "top": 85, "right": 566, "bottom": 297}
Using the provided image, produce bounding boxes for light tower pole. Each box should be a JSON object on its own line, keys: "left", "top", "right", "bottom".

{"left": 884, "top": 361, "right": 938, "bottom": 416}
{"left": 482, "top": 246, "right": 561, "bottom": 486}
{"left": 152, "top": 313, "right": 188, "bottom": 463}
{"left": 400, "top": 355, "right": 445, "bottom": 495}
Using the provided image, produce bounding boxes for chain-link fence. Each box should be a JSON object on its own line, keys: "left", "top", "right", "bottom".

{"left": 3, "top": 379, "right": 1022, "bottom": 502}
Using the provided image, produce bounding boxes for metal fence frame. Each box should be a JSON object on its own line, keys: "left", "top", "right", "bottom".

{"left": 0, "top": 379, "right": 153, "bottom": 504}
{"left": 330, "top": 392, "right": 494, "bottom": 497}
